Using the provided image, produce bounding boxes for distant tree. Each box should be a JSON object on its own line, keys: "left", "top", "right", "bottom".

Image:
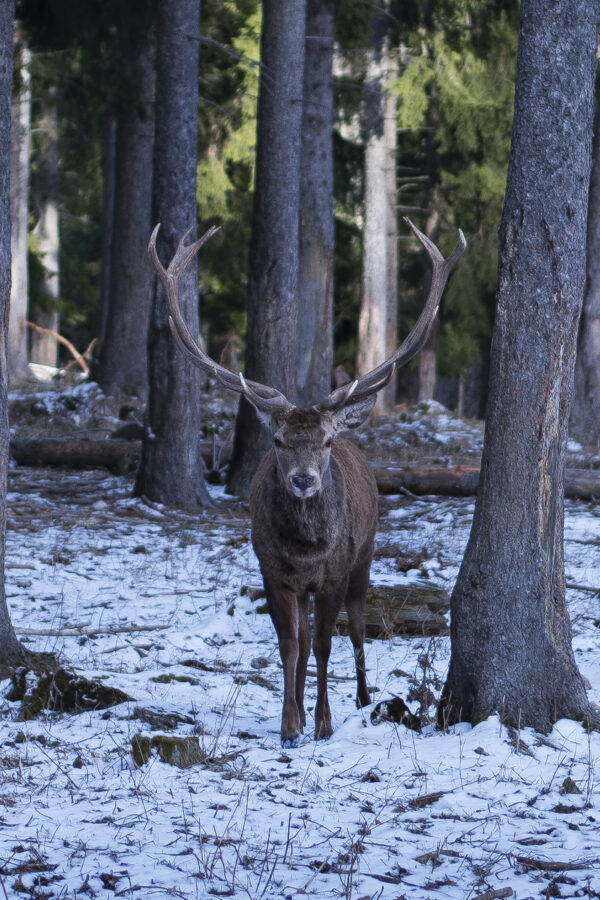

{"left": 296, "top": 0, "right": 334, "bottom": 407}
{"left": 93, "top": 22, "right": 154, "bottom": 401}
{"left": 357, "top": 1, "right": 398, "bottom": 414}
{"left": 0, "top": 0, "right": 27, "bottom": 664}
{"left": 227, "top": 0, "right": 307, "bottom": 497}
{"left": 8, "top": 33, "right": 31, "bottom": 382}
{"left": 30, "top": 87, "right": 60, "bottom": 368}
{"left": 572, "top": 104, "right": 600, "bottom": 450}
{"left": 135, "top": 0, "right": 211, "bottom": 507}
{"left": 440, "top": 0, "right": 600, "bottom": 732}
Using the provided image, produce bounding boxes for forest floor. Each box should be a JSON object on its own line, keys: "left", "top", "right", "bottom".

{"left": 1, "top": 378, "right": 600, "bottom": 900}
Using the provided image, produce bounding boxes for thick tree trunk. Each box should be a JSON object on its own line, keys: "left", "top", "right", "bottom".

{"left": 295, "top": 0, "right": 334, "bottom": 408}
{"left": 357, "top": 5, "right": 398, "bottom": 414}
{"left": 93, "top": 27, "right": 154, "bottom": 401}
{"left": 227, "top": 0, "right": 307, "bottom": 497}
{"left": 0, "top": 2, "right": 27, "bottom": 662}
{"left": 30, "top": 92, "right": 59, "bottom": 369}
{"left": 8, "top": 37, "right": 30, "bottom": 383}
{"left": 572, "top": 106, "right": 600, "bottom": 450}
{"left": 440, "top": 0, "right": 600, "bottom": 733}
{"left": 135, "top": 0, "right": 211, "bottom": 508}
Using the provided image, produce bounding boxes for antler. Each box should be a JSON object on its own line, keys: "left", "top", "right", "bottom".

{"left": 150, "top": 216, "right": 465, "bottom": 419}
{"left": 148, "top": 224, "right": 292, "bottom": 415}
{"left": 319, "top": 217, "right": 466, "bottom": 412}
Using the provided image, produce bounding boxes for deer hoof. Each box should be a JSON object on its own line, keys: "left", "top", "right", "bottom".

{"left": 281, "top": 733, "right": 301, "bottom": 749}
{"left": 315, "top": 722, "right": 333, "bottom": 741}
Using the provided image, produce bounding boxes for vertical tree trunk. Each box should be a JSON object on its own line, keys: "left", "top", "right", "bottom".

{"left": 440, "top": 0, "right": 600, "bottom": 733}
{"left": 383, "top": 44, "right": 398, "bottom": 411}
{"left": 571, "top": 104, "right": 600, "bottom": 450}
{"left": 357, "top": 4, "right": 398, "bottom": 414}
{"left": 295, "top": 0, "right": 334, "bottom": 408}
{"left": 0, "top": 0, "right": 26, "bottom": 661}
{"left": 95, "top": 117, "right": 117, "bottom": 367}
{"left": 94, "top": 28, "right": 154, "bottom": 401}
{"left": 30, "top": 91, "right": 59, "bottom": 369}
{"left": 135, "top": 0, "right": 211, "bottom": 508}
{"left": 8, "top": 36, "right": 30, "bottom": 382}
{"left": 227, "top": 0, "right": 307, "bottom": 497}
{"left": 417, "top": 166, "right": 441, "bottom": 404}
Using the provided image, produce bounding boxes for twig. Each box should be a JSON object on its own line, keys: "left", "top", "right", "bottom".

{"left": 26, "top": 320, "right": 89, "bottom": 374}
{"left": 514, "top": 856, "right": 598, "bottom": 872}
{"left": 566, "top": 581, "right": 600, "bottom": 594}
{"left": 472, "top": 889, "right": 514, "bottom": 900}
{"left": 15, "top": 623, "right": 169, "bottom": 637}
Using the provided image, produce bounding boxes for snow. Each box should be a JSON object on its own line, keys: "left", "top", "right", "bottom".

{"left": 0, "top": 434, "right": 599, "bottom": 897}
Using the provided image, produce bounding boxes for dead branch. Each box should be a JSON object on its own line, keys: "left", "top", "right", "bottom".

{"left": 471, "top": 889, "right": 514, "bottom": 900}
{"left": 26, "top": 320, "right": 90, "bottom": 374}
{"left": 16, "top": 623, "right": 169, "bottom": 637}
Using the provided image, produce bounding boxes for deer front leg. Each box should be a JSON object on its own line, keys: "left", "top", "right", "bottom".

{"left": 345, "top": 562, "right": 371, "bottom": 709}
{"left": 313, "top": 588, "right": 346, "bottom": 740}
{"left": 265, "top": 580, "right": 303, "bottom": 746}
{"left": 296, "top": 592, "right": 310, "bottom": 729}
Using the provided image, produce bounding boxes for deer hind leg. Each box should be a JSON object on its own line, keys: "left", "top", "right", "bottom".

{"left": 313, "top": 590, "right": 345, "bottom": 740}
{"left": 296, "top": 592, "right": 310, "bottom": 729}
{"left": 265, "top": 580, "right": 303, "bottom": 746}
{"left": 344, "top": 563, "right": 371, "bottom": 709}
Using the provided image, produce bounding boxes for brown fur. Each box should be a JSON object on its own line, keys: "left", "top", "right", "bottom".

{"left": 250, "top": 428, "right": 378, "bottom": 745}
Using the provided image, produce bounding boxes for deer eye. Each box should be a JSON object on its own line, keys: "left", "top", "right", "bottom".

{"left": 273, "top": 436, "right": 283, "bottom": 449}
{"left": 324, "top": 437, "right": 333, "bottom": 448}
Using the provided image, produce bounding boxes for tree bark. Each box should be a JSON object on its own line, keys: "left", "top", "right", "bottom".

{"left": 357, "top": 3, "right": 398, "bottom": 414}
{"left": 440, "top": 0, "right": 600, "bottom": 733}
{"left": 30, "top": 90, "right": 59, "bottom": 369}
{"left": 95, "top": 117, "right": 116, "bottom": 367}
{"left": 227, "top": 0, "right": 307, "bottom": 497}
{"left": 135, "top": 0, "right": 211, "bottom": 508}
{"left": 572, "top": 104, "right": 600, "bottom": 450}
{"left": 295, "top": 0, "right": 334, "bottom": 408}
{"left": 93, "top": 26, "right": 154, "bottom": 402}
{"left": 0, "top": 1, "right": 27, "bottom": 662}
{"left": 8, "top": 35, "right": 30, "bottom": 383}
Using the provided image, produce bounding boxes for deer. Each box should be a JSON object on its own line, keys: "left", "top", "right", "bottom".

{"left": 148, "top": 218, "right": 466, "bottom": 746}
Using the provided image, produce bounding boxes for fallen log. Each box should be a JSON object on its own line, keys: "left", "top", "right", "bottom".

{"left": 372, "top": 464, "right": 600, "bottom": 501}
{"left": 336, "top": 581, "right": 450, "bottom": 638}
{"left": 9, "top": 437, "right": 218, "bottom": 476}
{"left": 10, "top": 437, "right": 142, "bottom": 475}
{"left": 372, "top": 464, "right": 480, "bottom": 497}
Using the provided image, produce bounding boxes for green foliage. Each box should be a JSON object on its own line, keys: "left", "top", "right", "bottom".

{"left": 196, "top": 0, "right": 260, "bottom": 353}
{"left": 394, "top": 6, "right": 517, "bottom": 383}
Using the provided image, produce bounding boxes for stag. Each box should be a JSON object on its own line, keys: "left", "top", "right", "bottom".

{"left": 149, "top": 218, "right": 466, "bottom": 746}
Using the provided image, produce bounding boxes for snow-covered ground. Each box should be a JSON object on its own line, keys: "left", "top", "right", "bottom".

{"left": 1, "top": 387, "right": 599, "bottom": 899}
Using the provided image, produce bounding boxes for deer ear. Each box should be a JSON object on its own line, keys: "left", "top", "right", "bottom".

{"left": 331, "top": 395, "right": 376, "bottom": 431}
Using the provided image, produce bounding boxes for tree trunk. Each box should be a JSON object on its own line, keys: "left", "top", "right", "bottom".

{"left": 30, "top": 90, "right": 59, "bottom": 369}
{"left": 8, "top": 35, "right": 30, "bottom": 383}
{"left": 93, "top": 27, "right": 154, "bottom": 402}
{"left": 295, "top": 0, "right": 334, "bottom": 408}
{"left": 357, "top": 4, "right": 398, "bottom": 414}
{"left": 227, "top": 0, "right": 307, "bottom": 497}
{"left": 417, "top": 179, "right": 441, "bottom": 404}
{"left": 440, "top": 0, "right": 600, "bottom": 733}
{"left": 571, "top": 104, "right": 600, "bottom": 450}
{"left": 135, "top": 0, "right": 210, "bottom": 508}
{"left": 95, "top": 117, "right": 117, "bottom": 368}
{"left": 0, "top": 1, "right": 27, "bottom": 662}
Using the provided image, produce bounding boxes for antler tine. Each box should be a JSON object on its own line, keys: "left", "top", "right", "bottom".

{"left": 320, "top": 218, "right": 466, "bottom": 409}
{"left": 149, "top": 224, "right": 291, "bottom": 414}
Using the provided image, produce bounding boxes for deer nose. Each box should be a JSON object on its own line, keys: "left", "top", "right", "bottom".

{"left": 291, "top": 474, "right": 316, "bottom": 492}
